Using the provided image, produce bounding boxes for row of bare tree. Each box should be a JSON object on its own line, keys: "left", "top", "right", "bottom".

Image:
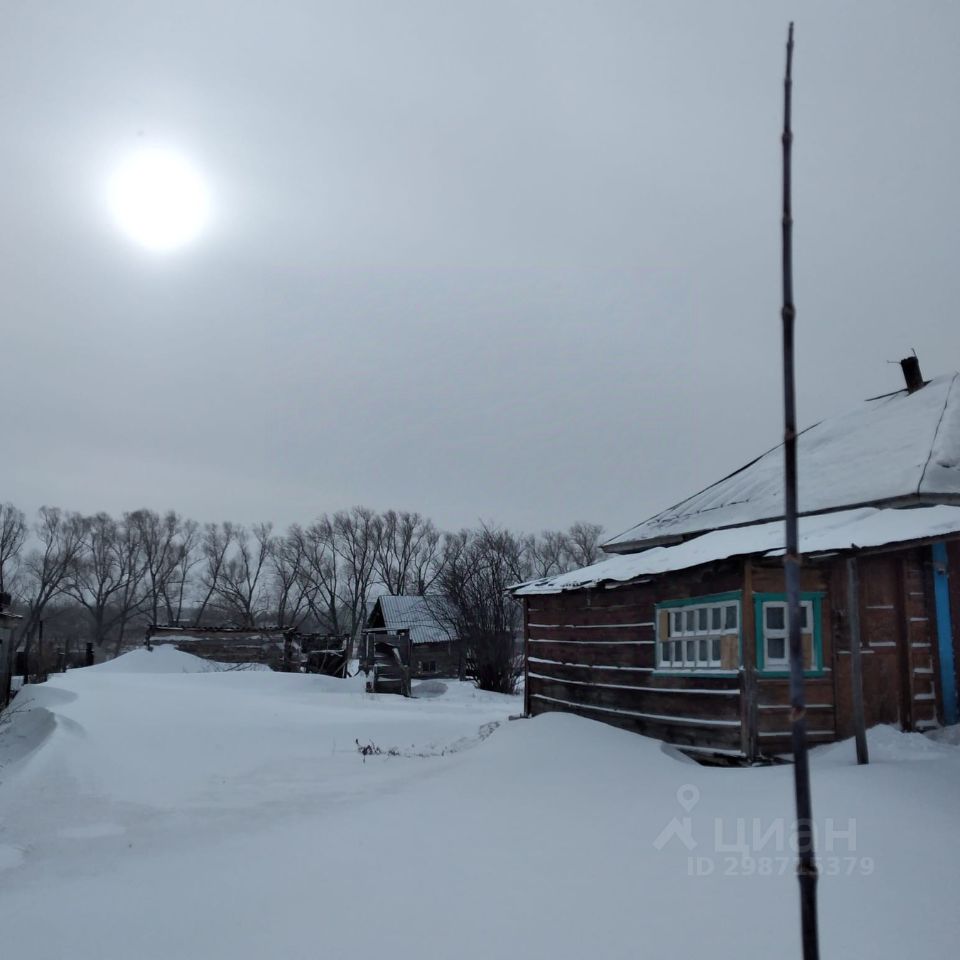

{"left": 0, "top": 502, "right": 603, "bottom": 692}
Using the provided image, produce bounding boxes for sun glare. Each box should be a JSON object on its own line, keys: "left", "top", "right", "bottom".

{"left": 106, "top": 147, "right": 211, "bottom": 252}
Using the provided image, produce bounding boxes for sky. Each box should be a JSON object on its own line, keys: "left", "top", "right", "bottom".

{"left": 2, "top": 1, "right": 959, "bottom": 540}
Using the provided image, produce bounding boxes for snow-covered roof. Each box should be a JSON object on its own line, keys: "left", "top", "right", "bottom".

{"left": 515, "top": 505, "right": 960, "bottom": 595}
{"left": 369, "top": 595, "right": 454, "bottom": 645}
{"left": 605, "top": 372, "right": 960, "bottom": 553}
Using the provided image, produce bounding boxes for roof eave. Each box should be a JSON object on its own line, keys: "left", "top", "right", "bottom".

{"left": 601, "top": 493, "right": 960, "bottom": 556}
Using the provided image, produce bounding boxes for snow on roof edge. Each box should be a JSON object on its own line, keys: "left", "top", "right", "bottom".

{"left": 515, "top": 505, "right": 960, "bottom": 596}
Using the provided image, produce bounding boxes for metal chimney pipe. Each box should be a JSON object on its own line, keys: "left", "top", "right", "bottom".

{"left": 900, "top": 355, "right": 924, "bottom": 392}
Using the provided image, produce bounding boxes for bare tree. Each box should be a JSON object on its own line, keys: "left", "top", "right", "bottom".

{"left": 437, "top": 524, "right": 529, "bottom": 694}
{"left": 0, "top": 502, "right": 27, "bottom": 597}
{"left": 66, "top": 512, "right": 150, "bottom": 656}
{"left": 292, "top": 507, "right": 379, "bottom": 641}
{"left": 565, "top": 522, "right": 604, "bottom": 568}
{"left": 291, "top": 519, "right": 342, "bottom": 634}
{"left": 331, "top": 507, "right": 379, "bottom": 641}
{"left": 524, "top": 529, "right": 570, "bottom": 579}
{"left": 193, "top": 522, "right": 235, "bottom": 625}
{"left": 373, "top": 510, "right": 443, "bottom": 595}
{"left": 131, "top": 509, "right": 199, "bottom": 625}
{"left": 524, "top": 523, "right": 604, "bottom": 577}
{"left": 14, "top": 507, "right": 86, "bottom": 683}
{"left": 211, "top": 522, "right": 273, "bottom": 627}
{"left": 165, "top": 518, "right": 200, "bottom": 624}
{"left": 268, "top": 532, "right": 313, "bottom": 629}
{"left": 0, "top": 496, "right": 601, "bottom": 685}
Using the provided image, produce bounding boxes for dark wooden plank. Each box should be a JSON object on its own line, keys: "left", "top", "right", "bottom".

{"left": 528, "top": 624, "right": 654, "bottom": 644}
{"left": 528, "top": 694, "right": 743, "bottom": 750}
{"left": 756, "top": 677, "right": 834, "bottom": 707}
{"left": 758, "top": 706, "right": 835, "bottom": 735}
{"left": 528, "top": 657, "right": 739, "bottom": 690}
{"left": 528, "top": 604, "right": 655, "bottom": 626}
{"left": 845, "top": 557, "right": 869, "bottom": 763}
{"left": 527, "top": 675, "right": 742, "bottom": 724}
{"left": 740, "top": 558, "right": 759, "bottom": 759}
{"left": 527, "top": 638, "right": 655, "bottom": 669}
{"left": 751, "top": 564, "right": 828, "bottom": 594}
{"left": 895, "top": 556, "right": 915, "bottom": 730}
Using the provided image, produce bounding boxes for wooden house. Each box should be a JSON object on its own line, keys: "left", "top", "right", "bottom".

{"left": 363, "top": 595, "right": 460, "bottom": 678}
{"left": 514, "top": 366, "right": 960, "bottom": 759}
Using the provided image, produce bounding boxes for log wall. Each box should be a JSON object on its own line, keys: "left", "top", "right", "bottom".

{"left": 412, "top": 640, "right": 460, "bottom": 679}
{"left": 524, "top": 542, "right": 952, "bottom": 759}
{"left": 525, "top": 561, "right": 744, "bottom": 753}
{"left": 829, "top": 547, "right": 939, "bottom": 736}
{"left": 748, "top": 561, "right": 837, "bottom": 754}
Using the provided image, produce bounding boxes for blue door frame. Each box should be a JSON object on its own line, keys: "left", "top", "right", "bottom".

{"left": 932, "top": 542, "right": 959, "bottom": 726}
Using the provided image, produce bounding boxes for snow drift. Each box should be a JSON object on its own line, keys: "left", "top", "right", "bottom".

{"left": 0, "top": 658, "right": 957, "bottom": 960}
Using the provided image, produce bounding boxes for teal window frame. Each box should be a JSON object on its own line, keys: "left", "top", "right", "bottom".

{"left": 655, "top": 590, "right": 742, "bottom": 675}
{"left": 754, "top": 592, "right": 825, "bottom": 677}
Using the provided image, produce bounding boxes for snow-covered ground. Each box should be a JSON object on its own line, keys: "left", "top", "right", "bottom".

{"left": 1, "top": 647, "right": 958, "bottom": 959}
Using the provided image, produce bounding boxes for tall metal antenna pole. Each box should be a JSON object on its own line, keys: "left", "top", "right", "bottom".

{"left": 780, "top": 22, "right": 820, "bottom": 960}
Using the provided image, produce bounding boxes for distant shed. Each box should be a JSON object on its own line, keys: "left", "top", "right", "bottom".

{"left": 514, "top": 369, "right": 960, "bottom": 759}
{"left": 363, "top": 595, "right": 460, "bottom": 678}
{"left": 144, "top": 625, "right": 295, "bottom": 670}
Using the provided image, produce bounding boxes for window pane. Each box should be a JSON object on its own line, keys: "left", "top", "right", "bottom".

{"left": 711, "top": 607, "right": 722, "bottom": 630}
{"left": 725, "top": 604, "right": 738, "bottom": 630}
{"left": 697, "top": 608, "right": 708, "bottom": 631}
{"left": 672, "top": 611, "right": 683, "bottom": 635}
{"left": 711, "top": 637, "right": 721, "bottom": 663}
{"left": 766, "top": 605, "right": 785, "bottom": 630}
{"left": 698, "top": 639, "right": 708, "bottom": 662}
{"left": 800, "top": 604, "right": 809, "bottom": 631}
{"left": 660, "top": 641, "right": 671, "bottom": 665}
{"left": 685, "top": 639, "right": 697, "bottom": 663}
{"left": 673, "top": 640, "right": 683, "bottom": 663}
{"left": 768, "top": 637, "right": 786, "bottom": 661}
{"left": 685, "top": 610, "right": 695, "bottom": 632}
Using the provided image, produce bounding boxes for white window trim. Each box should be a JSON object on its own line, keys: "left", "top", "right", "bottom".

{"left": 760, "top": 600, "right": 813, "bottom": 670}
{"left": 657, "top": 599, "right": 739, "bottom": 672}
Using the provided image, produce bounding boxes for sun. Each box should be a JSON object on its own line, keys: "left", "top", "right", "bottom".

{"left": 106, "top": 147, "right": 211, "bottom": 252}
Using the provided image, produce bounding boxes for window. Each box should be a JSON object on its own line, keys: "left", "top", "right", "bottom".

{"left": 418, "top": 659, "right": 438, "bottom": 675}
{"left": 657, "top": 597, "right": 740, "bottom": 671}
{"left": 756, "top": 596, "right": 821, "bottom": 674}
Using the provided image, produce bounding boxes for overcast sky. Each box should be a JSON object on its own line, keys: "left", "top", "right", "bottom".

{"left": 2, "top": 1, "right": 959, "bottom": 539}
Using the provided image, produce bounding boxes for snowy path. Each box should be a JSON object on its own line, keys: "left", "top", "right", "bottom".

{"left": 1, "top": 648, "right": 958, "bottom": 959}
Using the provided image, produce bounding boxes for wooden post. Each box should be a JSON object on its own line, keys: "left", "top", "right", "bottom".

{"left": 37, "top": 620, "right": 44, "bottom": 682}
{"left": 523, "top": 598, "right": 531, "bottom": 717}
{"left": 740, "top": 560, "right": 759, "bottom": 760}
{"left": 740, "top": 666, "right": 759, "bottom": 761}
{"left": 845, "top": 558, "right": 869, "bottom": 764}
{"left": 779, "top": 23, "right": 820, "bottom": 960}
{"left": 931, "top": 543, "right": 959, "bottom": 725}
{"left": 894, "top": 557, "right": 915, "bottom": 730}
{"left": 407, "top": 631, "right": 414, "bottom": 697}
